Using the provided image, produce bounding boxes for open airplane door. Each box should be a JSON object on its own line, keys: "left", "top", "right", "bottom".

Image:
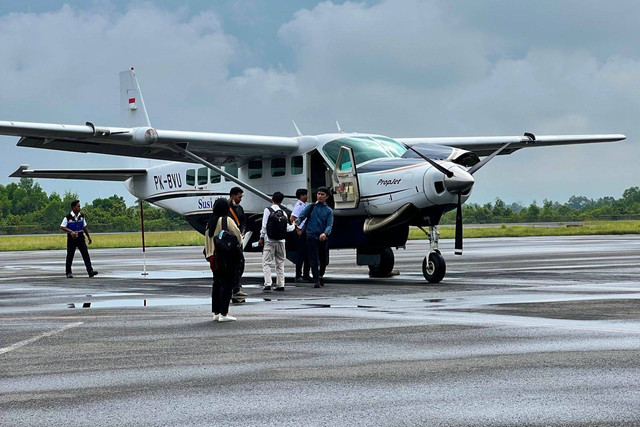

{"left": 333, "top": 146, "right": 360, "bottom": 210}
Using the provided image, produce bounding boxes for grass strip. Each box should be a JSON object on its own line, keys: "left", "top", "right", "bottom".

{"left": 0, "top": 231, "right": 204, "bottom": 251}
{"left": 409, "top": 220, "right": 640, "bottom": 239}
{"left": 1, "top": 221, "right": 639, "bottom": 251}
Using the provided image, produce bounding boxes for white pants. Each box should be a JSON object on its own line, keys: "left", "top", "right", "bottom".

{"left": 262, "top": 240, "right": 286, "bottom": 287}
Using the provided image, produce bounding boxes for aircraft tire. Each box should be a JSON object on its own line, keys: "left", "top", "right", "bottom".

{"left": 368, "top": 247, "right": 394, "bottom": 277}
{"left": 423, "top": 251, "right": 446, "bottom": 283}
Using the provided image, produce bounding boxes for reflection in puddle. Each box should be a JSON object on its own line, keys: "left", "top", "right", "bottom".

{"left": 66, "top": 296, "right": 270, "bottom": 309}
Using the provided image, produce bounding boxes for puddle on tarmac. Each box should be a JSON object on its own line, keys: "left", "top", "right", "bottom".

{"left": 277, "top": 303, "right": 377, "bottom": 311}
{"left": 67, "top": 297, "right": 270, "bottom": 309}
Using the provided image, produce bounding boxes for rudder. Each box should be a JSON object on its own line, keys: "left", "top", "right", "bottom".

{"left": 120, "top": 67, "right": 151, "bottom": 127}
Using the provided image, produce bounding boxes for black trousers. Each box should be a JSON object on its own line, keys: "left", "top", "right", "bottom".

{"left": 307, "top": 237, "right": 328, "bottom": 283}
{"left": 66, "top": 234, "right": 93, "bottom": 274}
{"left": 295, "top": 232, "right": 310, "bottom": 278}
{"left": 232, "top": 254, "right": 245, "bottom": 294}
{"left": 212, "top": 267, "right": 236, "bottom": 315}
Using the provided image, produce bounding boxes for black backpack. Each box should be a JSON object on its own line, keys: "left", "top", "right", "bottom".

{"left": 214, "top": 217, "right": 241, "bottom": 267}
{"left": 266, "top": 207, "right": 288, "bottom": 240}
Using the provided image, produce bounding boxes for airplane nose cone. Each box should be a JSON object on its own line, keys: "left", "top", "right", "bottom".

{"left": 444, "top": 167, "right": 474, "bottom": 193}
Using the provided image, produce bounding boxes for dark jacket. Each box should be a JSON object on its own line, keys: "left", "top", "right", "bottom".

{"left": 297, "top": 202, "right": 333, "bottom": 239}
{"left": 230, "top": 202, "right": 246, "bottom": 234}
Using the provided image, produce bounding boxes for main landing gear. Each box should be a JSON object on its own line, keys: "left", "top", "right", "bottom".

{"left": 368, "top": 247, "right": 395, "bottom": 277}
{"left": 419, "top": 226, "right": 446, "bottom": 283}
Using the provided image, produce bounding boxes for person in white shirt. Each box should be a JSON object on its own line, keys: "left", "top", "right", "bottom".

{"left": 290, "top": 188, "right": 311, "bottom": 282}
{"left": 60, "top": 200, "right": 98, "bottom": 278}
{"left": 258, "top": 192, "right": 295, "bottom": 291}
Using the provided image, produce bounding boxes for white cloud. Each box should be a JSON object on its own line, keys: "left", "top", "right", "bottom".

{"left": 1, "top": 0, "right": 638, "bottom": 208}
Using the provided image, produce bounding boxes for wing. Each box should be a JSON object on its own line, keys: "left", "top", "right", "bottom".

{"left": 10, "top": 164, "right": 147, "bottom": 181}
{"left": 397, "top": 133, "right": 626, "bottom": 156}
{"left": 0, "top": 120, "right": 299, "bottom": 165}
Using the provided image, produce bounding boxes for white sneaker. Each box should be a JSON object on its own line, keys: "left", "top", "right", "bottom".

{"left": 219, "top": 314, "right": 237, "bottom": 322}
{"left": 213, "top": 314, "right": 220, "bottom": 321}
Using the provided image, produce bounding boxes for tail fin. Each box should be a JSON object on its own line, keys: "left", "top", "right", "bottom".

{"left": 120, "top": 67, "right": 151, "bottom": 127}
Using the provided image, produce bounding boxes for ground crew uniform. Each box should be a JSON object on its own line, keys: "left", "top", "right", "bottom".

{"left": 61, "top": 211, "right": 96, "bottom": 277}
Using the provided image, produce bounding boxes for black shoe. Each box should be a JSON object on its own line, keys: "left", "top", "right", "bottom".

{"left": 303, "top": 276, "right": 313, "bottom": 283}
{"left": 88, "top": 270, "right": 98, "bottom": 277}
{"left": 314, "top": 283, "right": 321, "bottom": 288}
{"left": 295, "top": 276, "right": 305, "bottom": 283}
{"left": 274, "top": 286, "right": 285, "bottom": 291}
{"left": 66, "top": 273, "right": 73, "bottom": 278}
{"left": 231, "top": 297, "right": 246, "bottom": 304}
{"left": 320, "top": 277, "right": 325, "bottom": 287}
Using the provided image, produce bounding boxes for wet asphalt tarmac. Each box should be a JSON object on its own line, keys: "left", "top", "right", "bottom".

{"left": 1, "top": 235, "right": 640, "bottom": 426}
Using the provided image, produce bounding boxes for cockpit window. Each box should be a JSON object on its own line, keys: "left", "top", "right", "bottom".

{"left": 322, "top": 136, "right": 407, "bottom": 167}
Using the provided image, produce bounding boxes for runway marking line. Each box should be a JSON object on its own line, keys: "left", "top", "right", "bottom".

{"left": 0, "top": 322, "right": 83, "bottom": 355}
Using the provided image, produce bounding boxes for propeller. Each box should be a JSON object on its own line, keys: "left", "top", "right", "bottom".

{"left": 442, "top": 167, "right": 473, "bottom": 256}
{"left": 455, "top": 193, "right": 463, "bottom": 255}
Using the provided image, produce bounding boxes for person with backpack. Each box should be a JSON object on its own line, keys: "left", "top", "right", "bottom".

{"left": 204, "top": 198, "right": 243, "bottom": 322}
{"left": 258, "top": 191, "right": 295, "bottom": 291}
{"left": 295, "top": 187, "right": 334, "bottom": 288}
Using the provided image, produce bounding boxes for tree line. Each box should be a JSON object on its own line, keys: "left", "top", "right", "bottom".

{"left": 440, "top": 187, "right": 640, "bottom": 224}
{"left": 0, "top": 178, "right": 189, "bottom": 235}
{"left": 1, "top": 178, "right": 639, "bottom": 235}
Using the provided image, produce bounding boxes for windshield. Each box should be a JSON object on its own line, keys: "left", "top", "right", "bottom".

{"left": 322, "top": 136, "right": 407, "bottom": 166}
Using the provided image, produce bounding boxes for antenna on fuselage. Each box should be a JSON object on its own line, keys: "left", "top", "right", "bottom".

{"left": 336, "top": 121, "right": 345, "bottom": 133}
{"left": 292, "top": 120, "right": 303, "bottom": 137}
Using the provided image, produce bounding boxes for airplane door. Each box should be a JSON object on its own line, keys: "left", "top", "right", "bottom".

{"left": 333, "top": 146, "right": 360, "bottom": 209}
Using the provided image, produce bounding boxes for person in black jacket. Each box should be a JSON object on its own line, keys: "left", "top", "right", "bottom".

{"left": 60, "top": 200, "right": 98, "bottom": 278}
{"left": 228, "top": 187, "right": 247, "bottom": 299}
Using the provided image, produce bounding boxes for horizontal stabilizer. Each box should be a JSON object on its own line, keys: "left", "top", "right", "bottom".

{"left": 10, "top": 164, "right": 147, "bottom": 181}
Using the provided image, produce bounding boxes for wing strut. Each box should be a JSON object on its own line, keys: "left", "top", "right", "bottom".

{"left": 467, "top": 142, "right": 513, "bottom": 175}
{"left": 169, "top": 144, "right": 272, "bottom": 203}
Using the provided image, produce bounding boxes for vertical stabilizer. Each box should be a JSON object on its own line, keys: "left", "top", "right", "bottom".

{"left": 120, "top": 68, "right": 151, "bottom": 127}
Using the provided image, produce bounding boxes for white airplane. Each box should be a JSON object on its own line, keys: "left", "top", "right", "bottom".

{"left": 2, "top": 69, "right": 626, "bottom": 283}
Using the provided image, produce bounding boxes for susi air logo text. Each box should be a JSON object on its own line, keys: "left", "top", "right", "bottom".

{"left": 377, "top": 178, "right": 401, "bottom": 186}
{"left": 198, "top": 198, "right": 214, "bottom": 210}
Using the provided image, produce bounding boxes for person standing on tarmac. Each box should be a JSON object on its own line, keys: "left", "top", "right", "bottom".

{"left": 258, "top": 191, "right": 295, "bottom": 291}
{"left": 228, "top": 187, "right": 247, "bottom": 299}
{"left": 290, "top": 188, "right": 311, "bottom": 282}
{"left": 205, "top": 198, "right": 242, "bottom": 322}
{"left": 295, "top": 187, "right": 333, "bottom": 288}
{"left": 60, "top": 200, "right": 98, "bottom": 278}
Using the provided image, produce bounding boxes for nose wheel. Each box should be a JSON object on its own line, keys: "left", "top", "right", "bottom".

{"left": 422, "top": 250, "right": 446, "bottom": 283}
{"left": 418, "top": 225, "right": 447, "bottom": 283}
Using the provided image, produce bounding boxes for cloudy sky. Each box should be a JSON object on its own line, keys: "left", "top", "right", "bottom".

{"left": 1, "top": 0, "right": 638, "bottom": 207}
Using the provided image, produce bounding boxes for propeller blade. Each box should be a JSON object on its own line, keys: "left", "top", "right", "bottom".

{"left": 401, "top": 142, "right": 453, "bottom": 178}
{"left": 455, "top": 193, "right": 463, "bottom": 255}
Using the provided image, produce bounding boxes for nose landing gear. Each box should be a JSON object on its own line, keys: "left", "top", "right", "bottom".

{"left": 419, "top": 225, "right": 446, "bottom": 283}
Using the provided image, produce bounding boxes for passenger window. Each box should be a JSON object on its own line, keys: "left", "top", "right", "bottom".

{"left": 197, "top": 167, "right": 208, "bottom": 185}
{"left": 224, "top": 163, "right": 238, "bottom": 182}
{"left": 291, "top": 156, "right": 303, "bottom": 175}
{"left": 210, "top": 170, "right": 221, "bottom": 184}
{"left": 271, "top": 158, "right": 286, "bottom": 177}
{"left": 186, "top": 169, "right": 195, "bottom": 186}
{"left": 248, "top": 160, "right": 262, "bottom": 179}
